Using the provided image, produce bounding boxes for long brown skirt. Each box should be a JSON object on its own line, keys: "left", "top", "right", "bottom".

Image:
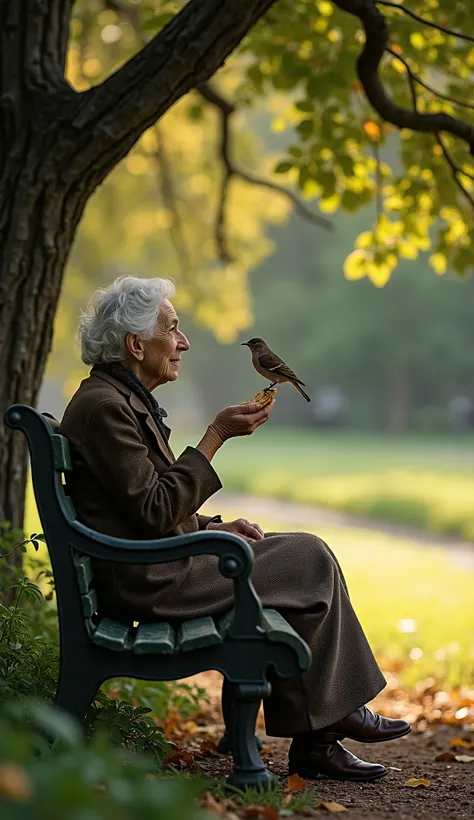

{"left": 142, "top": 531, "right": 386, "bottom": 737}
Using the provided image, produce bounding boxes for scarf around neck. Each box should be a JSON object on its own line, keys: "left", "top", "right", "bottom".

{"left": 93, "top": 362, "right": 169, "bottom": 439}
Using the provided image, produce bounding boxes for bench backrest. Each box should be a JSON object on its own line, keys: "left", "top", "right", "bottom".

{"left": 4, "top": 405, "right": 99, "bottom": 638}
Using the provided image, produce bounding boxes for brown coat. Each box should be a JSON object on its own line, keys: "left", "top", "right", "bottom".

{"left": 60, "top": 369, "right": 222, "bottom": 621}
{"left": 60, "top": 369, "right": 385, "bottom": 736}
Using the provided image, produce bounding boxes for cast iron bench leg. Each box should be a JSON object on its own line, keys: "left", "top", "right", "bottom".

{"left": 227, "top": 682, "right": 275, "bottom": 790}
{"left": 217, "top": 678, "right": 263, "bottom": 755}
{"left": 54, "top": 652, "right": 100, "bottom": 721}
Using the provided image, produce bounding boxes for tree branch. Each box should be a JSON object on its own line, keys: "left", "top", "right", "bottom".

{"left": 376, "top": 1, "right": 474, "bottom": 44}
{"left": 103, "top": 0, "right": 331, "bottom": 264}
{"left": 152, "top": 125, "right": 195, "bottom": 281}
{"left": 386, "top": 48, "right": 474, "bottom": 112}
{"left": 70, "top": 0, "right": 278, "bottom": 176}
{"left": 436, "top": 134, "right": 474, "bottom": 208}
{"left": 386, "top": 42, "right": 474, "bottom": 208}
{"left": 197, "top": 81, "right": 332, "bottom": 262}
{"left": 333, "top": 0, "right": 474, "bottom": 155}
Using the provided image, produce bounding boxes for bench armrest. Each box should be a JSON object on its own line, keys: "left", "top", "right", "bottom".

{"left": 70, "top": 520, "right": 262, "bottom": 638}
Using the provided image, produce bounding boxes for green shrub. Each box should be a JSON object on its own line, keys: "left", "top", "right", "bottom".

{"left": 0, "top": 700, "right": 207, "bottom": 820}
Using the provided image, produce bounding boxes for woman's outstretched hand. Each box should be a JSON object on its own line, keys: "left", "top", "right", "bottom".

{"left": 210, "top": 399, "right": 275, "bottom": 442}
{"left": 196, "top": 398, "right": 275, "bottom": 461}
{"left": 207, "top": 517, "right": 265, "bottom": 543}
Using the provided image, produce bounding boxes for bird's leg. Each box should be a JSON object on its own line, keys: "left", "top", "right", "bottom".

{"left": 263, "top": 382, "right": 277, "bottom": 393}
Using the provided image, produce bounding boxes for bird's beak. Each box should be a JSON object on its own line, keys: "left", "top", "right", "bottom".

{"left": 241, "top": 342, "right": 248, "bottom": 346}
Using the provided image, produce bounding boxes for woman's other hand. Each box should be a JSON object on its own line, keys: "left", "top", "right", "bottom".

{"left": 207, "top": 517, "right": 265, "bottom": 543}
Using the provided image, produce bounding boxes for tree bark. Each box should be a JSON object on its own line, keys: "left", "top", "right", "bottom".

{"left": 0, "top": 0, "right": 277, "bottom": 556}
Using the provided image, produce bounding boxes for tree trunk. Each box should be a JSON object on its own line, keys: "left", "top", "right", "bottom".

{"left": 0, "top": 0, "right": 78, "bottom": 551}
{"left": 0, "top": 0, "right": 278, "bottom": 567}
{"left": 386, "top": 358, "right": 410, "bottom": 434}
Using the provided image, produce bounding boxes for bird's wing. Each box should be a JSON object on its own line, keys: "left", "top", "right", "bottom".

{"left": 259, "top": 351, "right": 305, "bottom": 385}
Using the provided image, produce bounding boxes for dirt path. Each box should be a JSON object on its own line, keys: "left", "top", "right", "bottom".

{"left": 181, "top": 671, "right": 474, "bottom": 820}
{"left": 209, "top": 491, "right": 474, "bottom": 571}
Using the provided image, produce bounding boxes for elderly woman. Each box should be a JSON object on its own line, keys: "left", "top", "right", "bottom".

{"left": 60, "top": 276, "right": 409, "bottom": 782}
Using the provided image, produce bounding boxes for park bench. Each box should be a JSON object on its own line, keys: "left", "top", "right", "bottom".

{"left": 4, "top": 404, "right": 311, "bottom": 788}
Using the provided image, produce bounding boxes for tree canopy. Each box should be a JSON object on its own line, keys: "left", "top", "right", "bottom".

{"left": 70, "top": 0, "right": 474, "bottom": 297}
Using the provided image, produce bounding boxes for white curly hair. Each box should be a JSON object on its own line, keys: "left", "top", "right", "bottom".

{"left": 79, "top": 275, "right": 175, "bottom": 365}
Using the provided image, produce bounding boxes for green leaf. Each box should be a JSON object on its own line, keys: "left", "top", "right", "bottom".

{"left": 274, "top": 161, "right": 293, "bottom": 174}
{"left": 296, "top": 119, "right": 314, "bottom": 140}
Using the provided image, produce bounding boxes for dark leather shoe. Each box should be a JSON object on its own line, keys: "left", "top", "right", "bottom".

{"left": 289, "top": 739, "right": 387, "bottom": 782}
{"left": 324, "top": 706, "right": 411, "bottom": 743}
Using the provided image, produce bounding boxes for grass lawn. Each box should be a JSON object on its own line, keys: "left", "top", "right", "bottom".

{"left": 172, "top": 428, "right": 474, "bottom": 540}
{"left": 205, "top": 503, "right": 474, "bottom": 689}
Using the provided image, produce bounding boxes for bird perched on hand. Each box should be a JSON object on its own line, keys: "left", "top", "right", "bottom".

{"left": 241, "top": 337, "right": 311, "bottom": 402}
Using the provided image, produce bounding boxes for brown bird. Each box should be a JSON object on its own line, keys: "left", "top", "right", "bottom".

{"left": 241, "top": 337, "right": 311, "bottom": 402}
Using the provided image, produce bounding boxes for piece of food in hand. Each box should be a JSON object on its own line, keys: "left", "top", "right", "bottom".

{"left": 240, "top": 389, "right": 277, "bottom": 408}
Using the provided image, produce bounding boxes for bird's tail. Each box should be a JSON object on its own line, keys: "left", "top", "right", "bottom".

{"left": 293, "top": 381, "right": 311, "bottom": 402}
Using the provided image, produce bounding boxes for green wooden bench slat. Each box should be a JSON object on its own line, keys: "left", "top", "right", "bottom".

{"left": 81, "top": 589, "right": 98, "bottom": 618}
{"left": 260, "top": 609, "right": 311, "bottom": 671}
{"left": 93, "top": 618, "right": 133, "bottom": 652}
{"left": 51, "top": 434, "right": 73, "bottom": 471}
{"left": 178, "top": 616, "right": 223, "bottom": 652}
{"left": 74, "top": 556, "right": 93, "bottom": 594}
{"left": 134, "top": 622, "right": 176, "bottom": 654}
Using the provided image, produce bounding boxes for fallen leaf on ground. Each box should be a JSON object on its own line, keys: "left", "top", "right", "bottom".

{"left": 244, "top": 807, "right": 279, "bottom": 820}
{"left": 284, "top": 772, "right": 308, "bottom": 792}
{"left": 454, "top": 754, "right": 474, "bottom": 763}
{"left": 404, "top": 778, "right": 430, "bottom": 788}
{"left": 314, "top": 801, "right": 349, "bottom": 813}
{"left": 450, "top": 737, "right": 474, "bottom": 749}
{"left": 165, "top": 750, "right": 195, "bottom": 769}
{"left": 259, "top": 748, "right": 274, "bottom": 755}
{"left": 200, "top": 740, "right": 219, "bottom": 756}
{"left": 435, "top": 752, "right": 456, "bottom": 761}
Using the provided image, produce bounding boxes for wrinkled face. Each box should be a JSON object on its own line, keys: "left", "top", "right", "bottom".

{"left": 138, "top": 300, "right": 190, "bottom": 389}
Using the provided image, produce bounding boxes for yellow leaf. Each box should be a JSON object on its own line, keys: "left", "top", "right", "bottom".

{"left": 285, "top": 773, "right": 308, "bottom": 793}
{"left": 319, "top": 194, "right": 340, "bottom": 213}
{"left": 315, "top": 801, "right": 349, "bottom": 813}
{"left": 343, "top": 249, "right": 367, "bottom": 281}
{"left": 271, "top": 118, "right": 287, "bottom": 133}
{"left": 302, "top": 179, "right": 322, "bottom": 199}
{"left": 404, "top": 778, "right": 430, "bottom": 788}
{"left": 355, "top": 231, "right": 374, "bottom": 250}
{"left": 392, "top": 59, "right": 406, "bottom": 74}
{"left": 429, "top": 252, "right": 447, "bottom": 275}
{"left": 410, "top": 32, "right": 425, "bottom": 50}
{"left": 399, "top": 240, "right": 418, "bottom": 260}
{"left": 450, "top": 737, "right": 474, "bottom": 749}
{"left": 367, "top": 260, "right": 393, "bottom": 288}
{"left": 318, "top": 1, "right": 333, "bottom": 16}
